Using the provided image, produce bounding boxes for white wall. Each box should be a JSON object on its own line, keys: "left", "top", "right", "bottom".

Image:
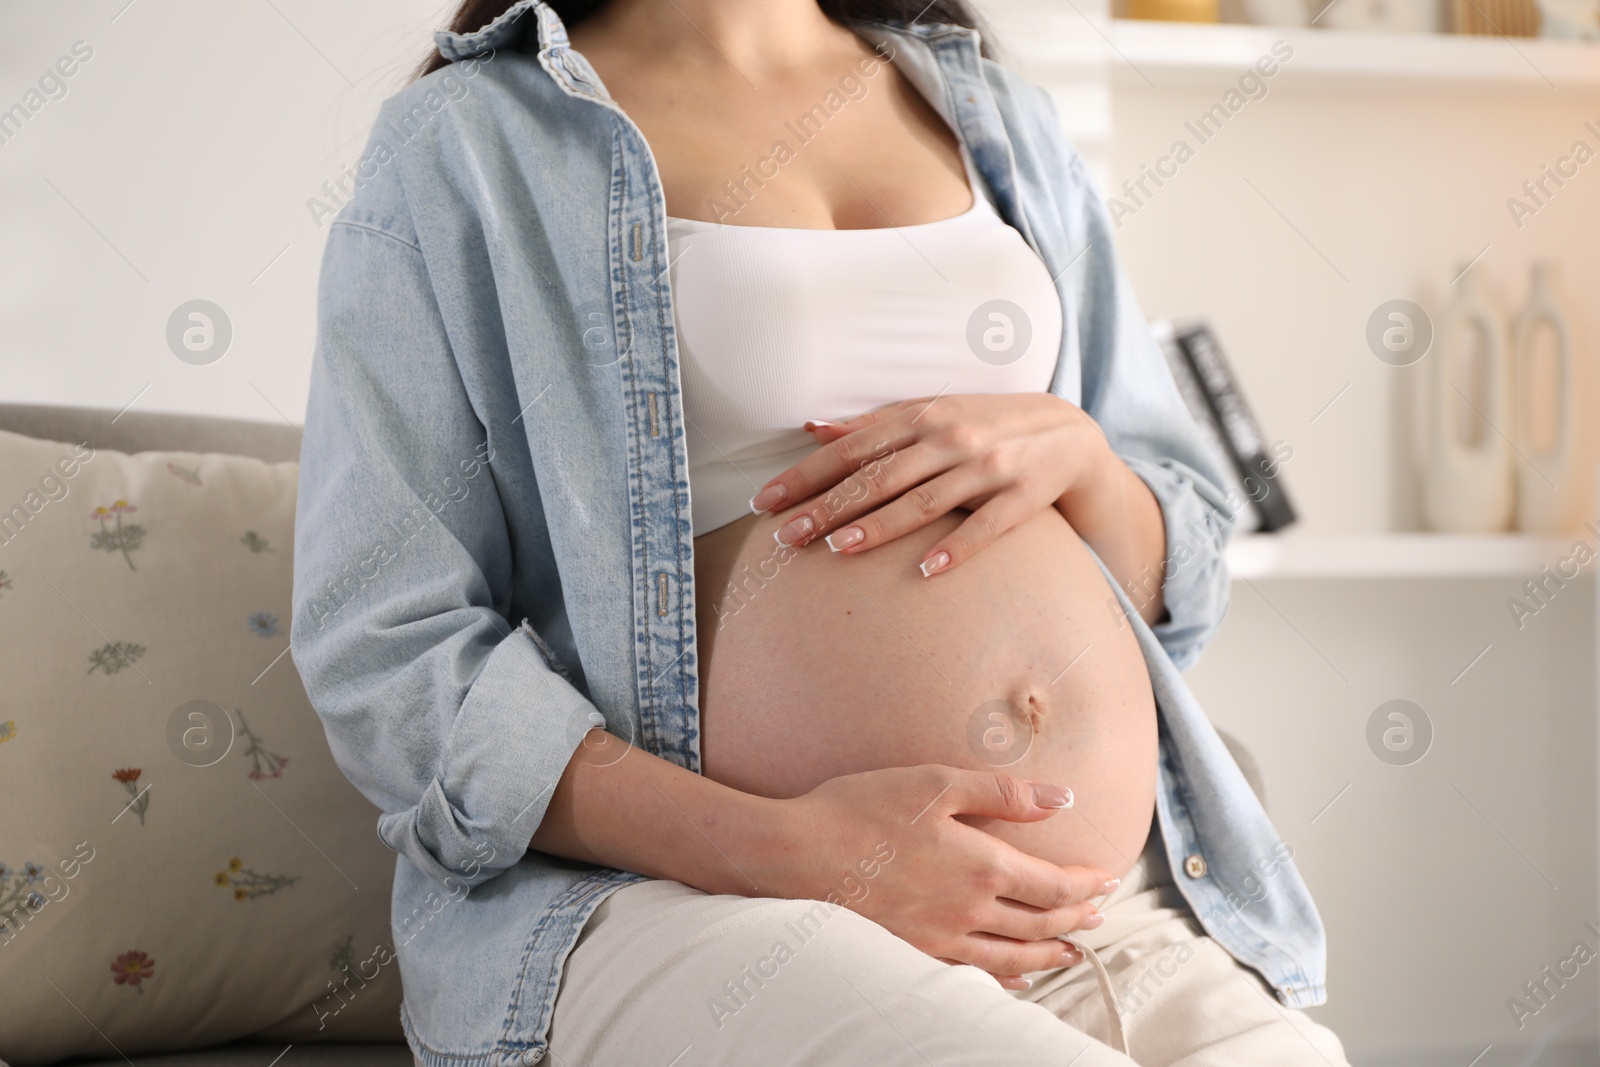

{"left": 1109, "top": 53, "right": 1600, "bottom": 1065}
{"left": 0, "top": 0, "right": 452, "bottom": 423}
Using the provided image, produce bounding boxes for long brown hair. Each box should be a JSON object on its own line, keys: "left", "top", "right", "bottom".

{"left": 414, "top": 0, "right": 994, "bottom": 80}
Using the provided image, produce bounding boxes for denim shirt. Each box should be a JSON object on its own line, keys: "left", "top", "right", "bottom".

{"left": 289, "top": 3, "right": 1326, "bottom": 1063}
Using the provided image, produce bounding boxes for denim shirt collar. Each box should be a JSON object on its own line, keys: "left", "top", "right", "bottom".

{"left": 434, "top": 0, "right": 564, "bottom": 61}
{"left": 431, "top": 1, "right": 986, "bottom": 111}
{"left": 431, "top": 0, "right": 985, "bottom": 63}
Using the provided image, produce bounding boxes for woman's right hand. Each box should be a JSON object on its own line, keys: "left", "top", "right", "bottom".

{"left": 768, "top": 764, "right": 1117, "bottom": 986}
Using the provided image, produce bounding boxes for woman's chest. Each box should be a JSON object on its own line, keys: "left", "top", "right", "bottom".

{"left": 583, "top": 57, "right": 973, "bottom": 229}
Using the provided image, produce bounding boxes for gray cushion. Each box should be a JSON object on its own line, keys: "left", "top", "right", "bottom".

{"left": 0, "top": 404, "right": 303, "bottom": 464}
{"left": 62, "top": 1042, "right": 411, "bottom": 1067}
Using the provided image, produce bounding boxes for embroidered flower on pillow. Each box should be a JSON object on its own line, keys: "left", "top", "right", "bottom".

{"left": 87, "top": 641, "right": 146, "bottom": 676}
{"left": 111, "top": 768, "right": 150, "bottom": 825}
{"left": 166, "top": 462, "right": 202, "bottom": 486}
{"left": 237, "top": 710, "right": 288, "bottom": 779}
{"left": 89, "top": 501, "right": 143, "bottom": 571}
{"left": 111, "top": 951, "right": 155, "bottom": 992}
{"left": 240, "top": 531, "right": 273, "bottom": 554}
{"left": 214, "top": 856, "right": 300, "bottom": 900}
{"left": 0, "top": 861, "right": 46, "bottom": 918}
{"left": 247, "top": 612, "right": 281, "bottom": 638}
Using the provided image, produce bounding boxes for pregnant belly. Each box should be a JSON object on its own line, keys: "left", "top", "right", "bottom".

{"left": 692, "top": 504, "right": 1159, "bottom": 880}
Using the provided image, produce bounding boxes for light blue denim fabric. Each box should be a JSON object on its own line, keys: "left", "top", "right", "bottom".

{"left": 290, "top": 3, "right": 1327, "bottom": 1063}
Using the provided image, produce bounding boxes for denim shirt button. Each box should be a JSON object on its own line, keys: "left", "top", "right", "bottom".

{"left": 1182, "top": 854, "right": 1207, "bottom": 879}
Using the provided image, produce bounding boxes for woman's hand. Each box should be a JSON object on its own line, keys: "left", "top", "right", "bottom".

{"left": 765, "top": 764, "right": 1117, "bottom": 989}
{"left": 748, "top": 394, "right": 1113, "bottom": 578}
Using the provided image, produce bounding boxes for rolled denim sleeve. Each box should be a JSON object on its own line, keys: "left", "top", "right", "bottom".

{"left": 1052, "top": 144, "right": 1237, "bottom": 669}
{"left": 290, "top": 217, "right": 601, "bottom": 890}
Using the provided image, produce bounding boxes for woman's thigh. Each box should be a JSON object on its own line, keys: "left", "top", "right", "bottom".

{"left": 547, "top": 878, "right": 1136, "bottom": 1067}
{"left": 1018, "top": 835, "right": 1350, "bottom": 1067}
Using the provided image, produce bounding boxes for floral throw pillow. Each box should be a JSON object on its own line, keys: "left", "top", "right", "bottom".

{"left": 0, "top": 428, "right": 402, "bottom": 1063}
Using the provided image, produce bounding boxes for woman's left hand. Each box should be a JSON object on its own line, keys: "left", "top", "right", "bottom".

{"left": 749, "top": 393, "right": 1113, "bottom": 577}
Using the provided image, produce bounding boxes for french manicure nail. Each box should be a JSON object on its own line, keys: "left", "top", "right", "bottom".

{"left": 803, "top": 419, "right": 837, "bottom": 431}
{"left": 1060, "top": 943, "right": 1082, "bottom": 963}
{"left": 918, "top": 550, "right": 951, "bottom": 577}
{"left": 749, "top": 483, "right": 788, "bottom": 513}
{"left": 1100, "top": 878, "right": 1121, "bottom": 895}
{"left": 826, "top": 526, "right": 864, "bottom": 551}
{"left": 999, "top": 976, "right": 1032, "bottom": 991}
{"left": 774, "top": 516, "right": 814, "bottom": 546}
{"left": 1080, "top": 912, "right": 1105, "bottom": 930}
{"left": 1031, "top": 782, "right": 1071, "bottom": 809}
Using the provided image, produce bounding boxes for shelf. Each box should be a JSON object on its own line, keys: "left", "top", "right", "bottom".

{"left": 1108, "top": 19, "right": 1600, "bottom": 90}
{"left": 1224, "top": 532, "right": 1592, "bottom": 579}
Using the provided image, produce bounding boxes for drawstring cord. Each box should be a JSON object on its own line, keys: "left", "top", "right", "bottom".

{"left": 1066, "top": 939, "right": 1129, "bottom": 1057}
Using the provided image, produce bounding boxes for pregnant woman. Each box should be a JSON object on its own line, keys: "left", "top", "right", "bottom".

{"left": 291, "top": 0, "right": 1348, "bottom": 1064}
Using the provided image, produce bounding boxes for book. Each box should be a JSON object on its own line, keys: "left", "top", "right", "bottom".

{"left": 1151, "top": 319, "right": 1297, "bottom": 533}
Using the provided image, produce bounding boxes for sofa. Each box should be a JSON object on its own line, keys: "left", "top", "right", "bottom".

{"left": 0, "top": 403, "right": 413, "bottom": 1067}
{"left": 0, "top": 402, "right": 1265, "bottom": 1067}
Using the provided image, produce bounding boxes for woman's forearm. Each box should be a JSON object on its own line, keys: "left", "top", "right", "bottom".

{"left": 529, "top": 728, "right": 790, "bottom": 897}
{"left": 1056, "top": 434, "right": 1169, "bottom": 627}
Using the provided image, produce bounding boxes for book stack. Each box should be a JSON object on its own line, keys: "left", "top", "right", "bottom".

{"left": 1151, "top": 320, "right": 1297, "bottom": 534}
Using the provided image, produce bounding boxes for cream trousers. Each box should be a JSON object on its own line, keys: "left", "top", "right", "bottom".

{"left": 524, "top": 826, "right": 1348, "bottom": 1066}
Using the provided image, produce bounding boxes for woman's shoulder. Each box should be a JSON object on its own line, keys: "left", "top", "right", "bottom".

{"left": 862, "top": 18, "right": 1084, "bottom": 178}
{"left": 976, "top": 57, "right": 1088, "bottom": 184}
{"left": 323, "top": 47, "right": 602, "bottom": 241}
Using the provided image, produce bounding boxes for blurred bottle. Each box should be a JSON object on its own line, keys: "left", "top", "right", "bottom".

{"left": 1421, "top": 261, "right": 1514, "bottom": 532}
{"left": 1320, "top": 0, "right": 1440, "bottom": 30}
{"left": 1513, "top": 261, "right": 1586, "bottom": 532}
{"left": 1534, "top": 0, "right": 1600, "bottom": 38}
{"left": 1131, "top": 0, "right": 1221, "bottom": 21}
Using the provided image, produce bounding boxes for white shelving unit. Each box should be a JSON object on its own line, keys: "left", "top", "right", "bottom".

{"left": 1108, "top": 18, "right": 1600, "bottom": 89}
{"left": 1069, "top": 14, "right": 1600, "bottom": 1061}
{"left": 1225, "top": 531, "right": 1592, "bottom": 579}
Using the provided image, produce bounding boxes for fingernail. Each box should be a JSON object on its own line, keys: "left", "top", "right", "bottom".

{"left": 826, "top": 526, "right": 864, "bottom": 552}
{"left": 918, "top": 551, "right": 951, "bottom": 577}
{"left": 1031, "top": 783, "right": 1072, "bottom": 809}
{"left": 803, "top": 419, "right": 836, "bottom": 431}
{"left": 1060, "top": 943, "right": 1083, "bottom": 964}
{"left": 749, "top": 483, "right": 788, "bottom": 513}
{"left": 774, "top": 516, "right": 814, "bottom": 546}
{"left": 998, "top": 976, "right": 1032, "bottom": 991}
{"left": 1080, "top": 912, "right": 1105, "bottom": 930}
{"left": 1100, "top": 878, "right": 1121, "bottom": 895}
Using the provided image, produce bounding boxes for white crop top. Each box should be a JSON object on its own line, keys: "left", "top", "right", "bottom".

{"left": 666, "top": 144, "right": 1065, "bottom": 535}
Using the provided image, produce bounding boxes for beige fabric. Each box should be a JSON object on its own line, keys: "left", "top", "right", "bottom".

{"left": 0, "top": 429, "right": 401, "bottom": 1063}
{"left": 1030, "top": 829, "right": 1349, "bottom": 1066}
{"left": 545, "top": 825, "right": 1349, "bottom": 1066}
{"left": 0, "top": 403, "right": 304, "bottom": 465}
